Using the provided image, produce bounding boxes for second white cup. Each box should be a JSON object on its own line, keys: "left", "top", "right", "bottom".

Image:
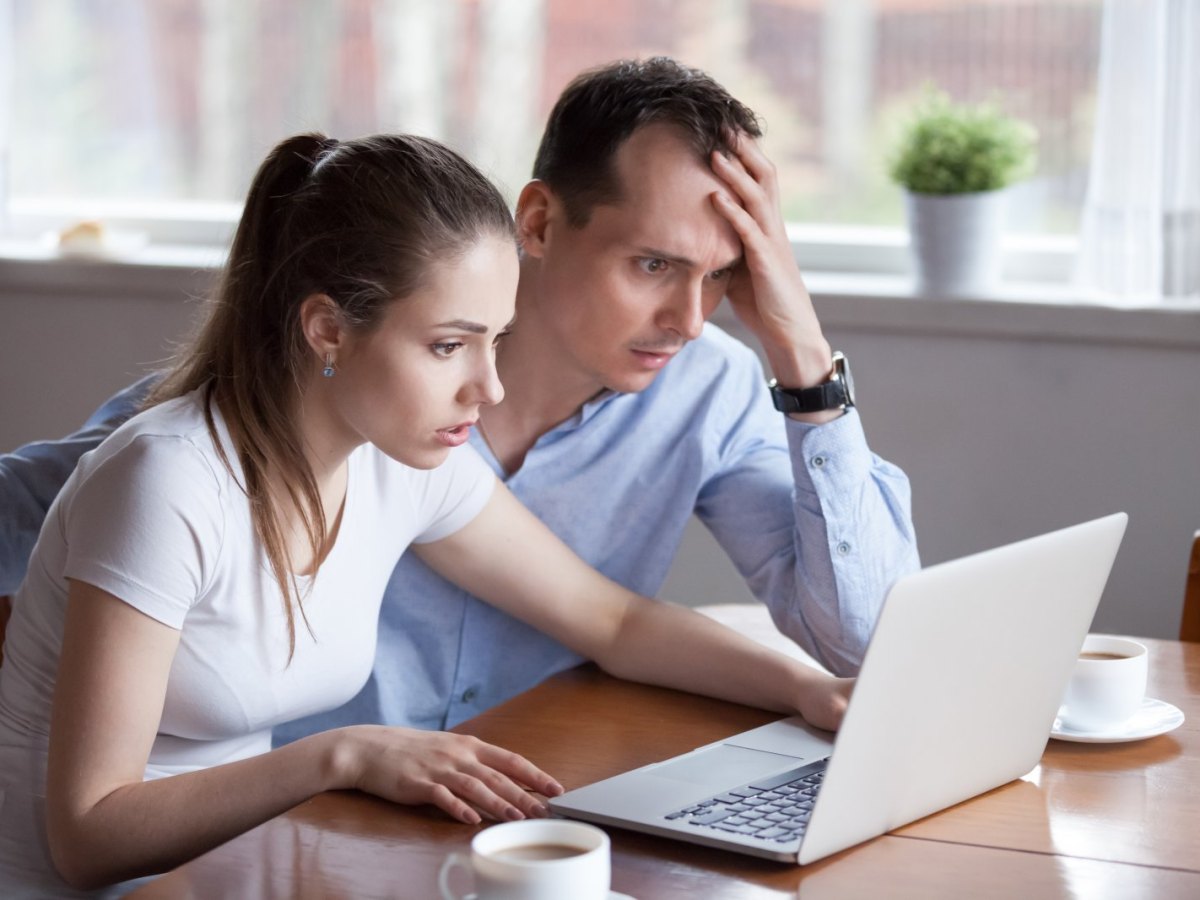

{"left": 1059, "top": 634, "right": 1147, "bottom": 732}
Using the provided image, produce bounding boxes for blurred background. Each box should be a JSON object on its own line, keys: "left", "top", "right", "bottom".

{"left": 6, "top": 0, "right": 1101, "bottom": 236}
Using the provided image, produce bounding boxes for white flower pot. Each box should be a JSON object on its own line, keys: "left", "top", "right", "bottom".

{"left": 904, "top": 189, "right": 1007, "bottom": 298}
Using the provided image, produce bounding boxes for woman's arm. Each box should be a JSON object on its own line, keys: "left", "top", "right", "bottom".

{"left": 414, "top": 485, "right": 853, "bottom": 730}
{"left": 46, "top": 580, "right": 559, "bottom": 889}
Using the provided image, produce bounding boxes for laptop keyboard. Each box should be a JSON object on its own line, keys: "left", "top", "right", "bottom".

{"left": 664, "top": 758, "right": 828, "bottom": 844}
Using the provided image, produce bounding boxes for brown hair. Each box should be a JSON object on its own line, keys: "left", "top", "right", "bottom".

{"left": 150, "top": 133, "right": 514, "bottom": 658}
{"left": 532, "top": 57, "right": 762, "bottom": 226}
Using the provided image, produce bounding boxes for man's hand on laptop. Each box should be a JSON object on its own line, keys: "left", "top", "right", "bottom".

{"left": 796, "top": 674, "right": 855, "bottom": 733}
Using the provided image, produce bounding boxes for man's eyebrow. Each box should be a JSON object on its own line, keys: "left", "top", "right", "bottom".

{"left": 636, "top": 246, "right": 743, "bottom": 272}
{"left": 636, "top": 246, "right": 694, "bottom": 267}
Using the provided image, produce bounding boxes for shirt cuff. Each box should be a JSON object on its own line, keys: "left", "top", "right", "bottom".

{"left": 786, "top": 408, "right": 874, "bottom": 496}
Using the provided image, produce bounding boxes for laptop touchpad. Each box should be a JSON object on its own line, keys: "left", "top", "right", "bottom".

{"left": 653, "top": 744, "right": 804, "bottom": 786}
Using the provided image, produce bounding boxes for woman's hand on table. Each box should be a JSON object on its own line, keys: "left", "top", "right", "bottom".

{"left": 328, "top": 725, "right": 563, "bottom": 824}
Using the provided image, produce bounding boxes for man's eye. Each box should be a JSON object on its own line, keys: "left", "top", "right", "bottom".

{"left": 638, "top": 257, "right": 669, "bottom": 274}
{"left": 492, "top": 330, "right": 512, "bottom": 350}
{"left": 710, "top": 267, "right": 734, "bottom": 281}
{"left": 431, "top": 341, "right": 463, "bottom": 358}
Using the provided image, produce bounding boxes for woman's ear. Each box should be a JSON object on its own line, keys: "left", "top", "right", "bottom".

{"left": 299, "top": 294, "right": 345, "bottom": 363}
{"left": 515, "top": 180, "right": 557, "bottom": 259}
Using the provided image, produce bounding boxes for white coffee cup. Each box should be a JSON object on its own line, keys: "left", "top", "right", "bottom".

{"left": 1058, "top": 635, "right": 1148, "bottom": 732}
{"left": 438, "top": 819, "right": 610, "bottom": 900}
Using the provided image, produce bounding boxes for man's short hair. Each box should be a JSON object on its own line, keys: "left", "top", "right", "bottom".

{"left": 532, "top": 57, "right": 763, "bottom": 227}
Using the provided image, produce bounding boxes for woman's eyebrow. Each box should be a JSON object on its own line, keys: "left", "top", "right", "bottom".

{"left": 434, "top": 319, "right": 488, "bottom": 334}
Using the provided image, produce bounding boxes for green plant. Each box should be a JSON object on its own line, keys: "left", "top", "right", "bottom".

{"left": 888, "top": 89, "right": 1037, "bottom": 195}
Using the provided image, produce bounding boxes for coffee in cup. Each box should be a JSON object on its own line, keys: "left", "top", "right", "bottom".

{"left": 491, "top": 843, "right": 586, "bottom": 862}
{"left": 438, "top": 819, "right": 610, "bottom": 900}
{"left": 1058, "top": 635, "right": 1147, "bottom": 732}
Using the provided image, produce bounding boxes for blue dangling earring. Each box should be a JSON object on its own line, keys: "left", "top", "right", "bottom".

{"left": 322, "top": 354, "right": 335, "bottom": 378}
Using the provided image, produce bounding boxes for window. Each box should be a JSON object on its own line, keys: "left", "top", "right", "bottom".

{"left": 2, "top": 0, "right": 1102, "bottom": 259}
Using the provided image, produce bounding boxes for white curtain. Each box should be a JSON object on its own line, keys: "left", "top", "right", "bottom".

{"left": 1075, "top": 0, "right": 1200, "bottom": 302}
{"left": 0, "top": 0, "right": 13, "bottom": 231}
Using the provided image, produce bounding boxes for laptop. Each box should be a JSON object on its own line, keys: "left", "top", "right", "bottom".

{"left": 549, "top": 512, "right": 1128, "bottom": 865}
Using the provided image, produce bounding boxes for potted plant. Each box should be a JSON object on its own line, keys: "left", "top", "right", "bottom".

{"left": 889, "top": 89, "right": 1037, "bottom": 297}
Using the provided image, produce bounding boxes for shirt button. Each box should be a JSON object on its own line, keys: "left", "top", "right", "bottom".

{"left": 836, "top": 541, "right": 852, "bottom": 556}
{"left": 812, "top": 455, "right": 827, "bottom": 469}
{"left": 461, "top": 687, "right": 478, "bottom": 703}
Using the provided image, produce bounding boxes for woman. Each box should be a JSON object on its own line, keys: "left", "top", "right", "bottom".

{"left": 0, "top": 133, "right": 850, "bottom": 895}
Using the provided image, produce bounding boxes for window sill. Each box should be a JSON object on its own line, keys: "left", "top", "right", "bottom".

{"left": 3, "top": 241, "right": 1199, "bottom": 351}
{"left": 0, "top": 239, "right": 225, "bottom": 298}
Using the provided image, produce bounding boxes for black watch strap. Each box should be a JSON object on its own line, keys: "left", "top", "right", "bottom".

{"left": 769, "top": 352, "right": 855, "bottom": 414}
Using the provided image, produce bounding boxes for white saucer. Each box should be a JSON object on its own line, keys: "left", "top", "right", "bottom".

{"left": 1050, "top": 697, "right": 1185, "bottom": 743}
{"left": 468, "top": 893, "right": 632, "bottom": 899}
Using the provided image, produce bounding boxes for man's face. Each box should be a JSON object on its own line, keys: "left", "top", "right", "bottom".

{"left": 524, "top": 123, "right": 743, "bottom": 394}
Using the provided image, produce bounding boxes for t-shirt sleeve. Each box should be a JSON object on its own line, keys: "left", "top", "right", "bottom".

{"left": 60, "top": 434, "right": 225, "bottom": 629}
{"left": 410, "top": 444, "right": 497, "bottom": 544}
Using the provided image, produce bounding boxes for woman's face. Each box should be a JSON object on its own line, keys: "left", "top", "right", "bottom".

{"left": 329, "top": 234, "right": 518, "bottom": 469}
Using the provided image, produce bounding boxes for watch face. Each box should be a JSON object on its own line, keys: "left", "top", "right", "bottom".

{"left": 836, "top": 354, "right": 855, "bottom": 406}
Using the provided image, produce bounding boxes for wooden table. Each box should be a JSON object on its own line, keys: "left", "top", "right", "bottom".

{"left": 131, "top": 613, "right": 1200, "bottom": 898}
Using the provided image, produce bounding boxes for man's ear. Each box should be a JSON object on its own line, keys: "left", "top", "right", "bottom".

{"left": 299, "top": 293, "right": 345, "bottom": 362}
{"left": 515, "top": 180, "right": 558, "bottom": 259}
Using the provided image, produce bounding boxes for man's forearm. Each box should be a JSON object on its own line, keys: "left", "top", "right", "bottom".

{"left": 702, "top": 409, "right": 919, "bottom": 678}
{"left": 774, "top": 413, "right": 919, "bottom": 675}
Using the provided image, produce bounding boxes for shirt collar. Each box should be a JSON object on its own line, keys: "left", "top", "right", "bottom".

{"left": 541, "top": 387, "right": 622, "bottom": 437}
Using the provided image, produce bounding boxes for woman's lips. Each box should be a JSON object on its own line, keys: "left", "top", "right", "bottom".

{"left": 436, "top": 422, "right": 475, "bottom": 447}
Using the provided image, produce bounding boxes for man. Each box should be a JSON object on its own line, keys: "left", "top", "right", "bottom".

{"left": 1, "top": 58, "right": 918, "bottom": 738}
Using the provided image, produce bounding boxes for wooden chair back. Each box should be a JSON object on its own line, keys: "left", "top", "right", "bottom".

{"left": 1182, "top": 531, "right": 1200, "bottom": 642}
{"left": 0, "top": 595, "right": 10, "bottom": 666}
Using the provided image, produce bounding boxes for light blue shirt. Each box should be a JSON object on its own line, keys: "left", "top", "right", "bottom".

{"left": 1, "top": 326, "right": 919, "bottom": 739}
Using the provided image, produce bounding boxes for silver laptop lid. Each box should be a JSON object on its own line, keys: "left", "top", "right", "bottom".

{"left": 798, "top": 512, "right": 1128, "bottom": 864}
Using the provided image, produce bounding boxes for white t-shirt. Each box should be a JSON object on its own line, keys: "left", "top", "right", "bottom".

{"left": 0, "top": 389, "right": 495, "bottom": 894}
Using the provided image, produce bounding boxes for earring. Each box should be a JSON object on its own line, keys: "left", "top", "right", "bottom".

{"left": 322, "top": 354, "right": 335, "bottom": 378}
